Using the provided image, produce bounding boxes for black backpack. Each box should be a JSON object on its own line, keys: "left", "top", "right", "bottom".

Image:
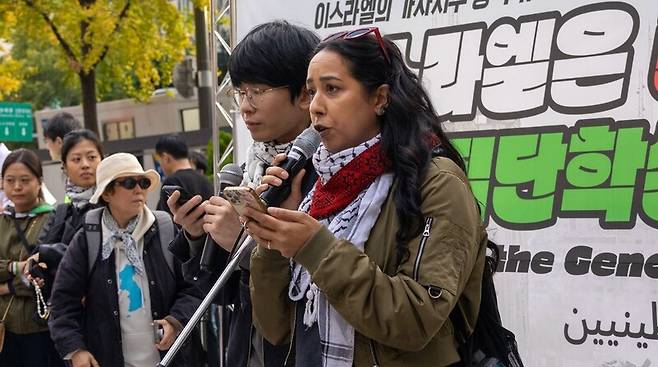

{"left": 83, "top": 207, "right": 176, "bottom": 276}
{"left": 450, "top": 240, "right": 524, "bottom": 367}
{"left": 430, "top": 145, "right": 523, "bottom": 367}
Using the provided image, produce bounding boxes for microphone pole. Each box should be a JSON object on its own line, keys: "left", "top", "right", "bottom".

{"left": 158, "top": 231, "right": 254, "bottom": 367}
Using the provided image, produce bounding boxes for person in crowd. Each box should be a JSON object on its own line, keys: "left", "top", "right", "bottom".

{"left": 30, "top": 130, "right": 104, "bottom": 314}
{"left": 166, "top": 20, "right": 320, "bottom": 367}
{"left": 243, "top": 27, "right": 488, "bottom": 367}
{"left": 0, "top": 143, "right": 57, "bottom": 209}
{"left": 188, "top": 150, "right": 209, "bottom": 176}
{"left": 154, "top": 136, "right": 209, "bottom": 367}
{"left": 0, "top": 143, "right": 11, "bottom": 211}
{"left": 43, "top": 112, "right": 82, "bottom": 162}
{"left": 155, "top": 135, "right": 213, "bottom": 216}
{"left": 0, "top": 149, "right": 56, "bottom": 366}
{"left": 48, "top": 153, "right": 202, "bottom": 367}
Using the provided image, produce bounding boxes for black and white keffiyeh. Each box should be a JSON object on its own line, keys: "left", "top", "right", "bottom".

{"left": 242, "top": 140, "right": 294, "bottom": 188}
{"left": 65, "top": 179, "right": 95, "bottom": 209}
{"left": 289, "top": 134, "right": 393, "bottom": 367}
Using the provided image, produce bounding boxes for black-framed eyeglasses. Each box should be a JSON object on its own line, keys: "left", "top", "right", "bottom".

{"left": 113, "top": 177, "right": 152, "bottom": 190}
{"left": 323, "top": 27, "right": 390, "bottom": 64}
{"left": 229, "top": 85, "right": 289, "bottom": 109}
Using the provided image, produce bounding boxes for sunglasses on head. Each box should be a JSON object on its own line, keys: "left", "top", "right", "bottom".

{"left": 323, "top": 27, "right": 390, "bottom": 64}
{"left": 113, "top": 177, "right": 152, "bottom": 190}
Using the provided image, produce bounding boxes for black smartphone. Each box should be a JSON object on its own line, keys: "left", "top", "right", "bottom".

{"left": 28, "top": 259, "right": 47, "bottom": 280}
{"left": 161, "top": 185, "right": 194, "bottom": 205}
{"left": 162, "top": 185, "right": 204, "bottom": 215}
{"left": 153, "top": 322, "right": 164, "bottom": 343}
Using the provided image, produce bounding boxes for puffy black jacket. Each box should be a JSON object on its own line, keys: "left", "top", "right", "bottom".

{"left": 48, "top": 213, "right": 202, "bottom": 367}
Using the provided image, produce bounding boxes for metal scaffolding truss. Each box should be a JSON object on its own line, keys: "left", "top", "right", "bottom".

{"left": 209, "top": 0, "right": 237, "bottom": 190}
{"left": 207, "top": 2, "right": 236, "bottom": 366}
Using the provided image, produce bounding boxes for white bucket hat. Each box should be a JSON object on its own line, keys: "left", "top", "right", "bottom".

{"left": 90, "top": 153, "right": 160, "bottom": 204}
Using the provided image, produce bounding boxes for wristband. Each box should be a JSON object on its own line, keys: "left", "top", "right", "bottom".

{"left": 9, "top": 261, "right": 19, "bottom": 275}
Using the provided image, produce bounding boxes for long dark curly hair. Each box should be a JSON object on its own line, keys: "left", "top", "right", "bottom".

{"left": 313, "top": 31, "right": 466, "bottom": 264}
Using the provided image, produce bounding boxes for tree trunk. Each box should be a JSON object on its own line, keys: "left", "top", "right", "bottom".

{"left": 79, "top": 70, "right": 99, "bottom": 137}
{"left": 79, "top": 9, "right": 99, "bottom": 137}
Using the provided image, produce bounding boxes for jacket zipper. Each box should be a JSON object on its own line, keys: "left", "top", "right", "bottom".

{"left": 284, "top": 302, "right": 298, "bottom": 366}
{"left": 368, "top": 339, "right": 381, "bottom": 367}
{"left": 412, "top": 217, "right": 433, "bottom": 281}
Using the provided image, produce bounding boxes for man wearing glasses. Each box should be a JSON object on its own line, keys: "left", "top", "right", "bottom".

{"left": 166, "top": 21, "right": 320, "bottom": 367}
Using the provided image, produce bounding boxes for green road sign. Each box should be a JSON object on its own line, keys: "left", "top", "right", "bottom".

{"left": 0, "top": 102, "right": 33, "bottom": 142}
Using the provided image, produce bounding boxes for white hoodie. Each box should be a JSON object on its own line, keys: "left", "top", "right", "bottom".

{"left": 101, "top": 207, "right": 160, "bottom": 367}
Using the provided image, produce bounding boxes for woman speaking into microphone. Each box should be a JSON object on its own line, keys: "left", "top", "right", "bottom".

{"left": 242, "top": 27, "right": 488, "bottom": 367}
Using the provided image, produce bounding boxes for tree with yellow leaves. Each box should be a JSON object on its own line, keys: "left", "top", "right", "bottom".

{"left": 0, "top": 0, "right": 192, "bottom": 135}
{"left": 0, "top": 54, "right": 22, "bottom": 99}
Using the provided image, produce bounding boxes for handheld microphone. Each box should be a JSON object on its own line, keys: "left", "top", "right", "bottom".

{"left": 199, "top": 163, "right": 244, "bottom": 272}
{"left": 260, "top": 128, "right": 321, "bottom": 207}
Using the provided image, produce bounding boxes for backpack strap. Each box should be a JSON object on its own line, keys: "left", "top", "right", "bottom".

{"left": 53, "top": 204, "right": 69, "bottom": 227}
{"left": 85, "top": 208, "right": 176, "bottom": 276}
{"left": 84, "top": 207, "right": 105, "bottom": 276}
{"left": 153, "top": 210, "right": 175, "bottom": 276}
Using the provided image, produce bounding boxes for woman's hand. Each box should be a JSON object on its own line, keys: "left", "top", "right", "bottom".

{"left": 256, "top": 153, "right": 307, "bottom": 210}
{"left": 154, "top": 319, "right": 178, "bottom": 351}
{"left": 71, "top": 349, "right": 100, "bottom": 367}
{"left": 242, "top": 206, "right": 322, "bottom": 258}
{"left": 10, "top": 260, "right": 28, "bottom": 275}
{"left": 26, "top": 273, "right": 46, "bottom": 288}
{"left": 26, "top": 253, "right": 39, "bottom": 264}
{"left": 24, "top": 253, "right": 47, "bottom": 287}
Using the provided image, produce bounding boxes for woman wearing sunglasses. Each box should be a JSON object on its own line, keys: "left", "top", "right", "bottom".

{"left": 49, "top": 153, "right": 200, "bottom": 367}
{"left": 244, "top": 27, "right": 488, "bottom": 366}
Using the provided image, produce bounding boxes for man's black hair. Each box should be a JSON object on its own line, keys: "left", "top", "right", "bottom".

{"left": 43, "top": 112, "right": 82, "bottom": 140}
{"left": 189, "top": 150, "right": 208, "bottom": 174}
{"left": 228, "top": 20, "right": 320, "bottom": 102}
{"left": 155, "top": 135, "right": 189, "bottom": 160}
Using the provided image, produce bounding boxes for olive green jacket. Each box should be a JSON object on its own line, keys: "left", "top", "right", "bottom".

{"left": 0, "top": 204, "right": 53, "bottom": 334}
{"left": 250, "top": 157, "right": 487, "bottom": 366}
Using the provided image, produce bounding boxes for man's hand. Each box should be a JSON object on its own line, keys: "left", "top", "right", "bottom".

{"left": 71, "top": 350, "right": 100, "bottom": 367}
{"left": 166, "top": 190, "right": 208, "bottom": 238}
{"left": 203, "top": 196, "right": 243, "bottom": 252}
{"left": 154, "top": 319, "right": 178, "bottom": 351}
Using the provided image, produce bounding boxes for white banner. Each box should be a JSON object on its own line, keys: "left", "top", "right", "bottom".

{"left": 235, "top": 1, "right": 658, "bottom": 366}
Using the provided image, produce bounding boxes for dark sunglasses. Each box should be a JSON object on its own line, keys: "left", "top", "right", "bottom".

{"left": 323, "top": 27, "right": 390, "bottom": 64}
{"left": 113, "top": 177, "right": 152, "bottom": 190}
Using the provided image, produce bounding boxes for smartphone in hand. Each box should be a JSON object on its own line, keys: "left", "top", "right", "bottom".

{"left": 162, "top": 185, "right": 202, "bottom": 214}
{"left": 223, "top": 186, "right": 268, "bottom": 217}
{"left": 153, "top": 322, "right": 164, "bottom": 343}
